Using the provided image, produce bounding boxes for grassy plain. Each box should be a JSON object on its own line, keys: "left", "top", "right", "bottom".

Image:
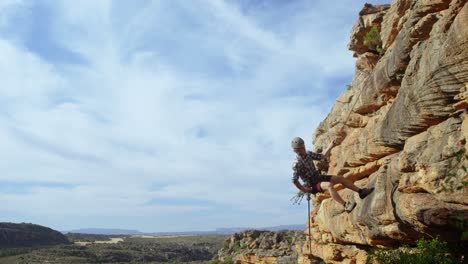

{"left": 0, "top": 234, "right": 226, "bottom": 264}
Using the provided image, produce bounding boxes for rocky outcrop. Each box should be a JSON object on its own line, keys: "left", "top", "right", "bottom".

{"left": 0, "top": 222, "right": 70, "bottom": 248}
{"left": 303, "top": 0, "right": 468, "bottom": 263}
{"left": 216, "top": 230, "right": 316, "bottom": 264}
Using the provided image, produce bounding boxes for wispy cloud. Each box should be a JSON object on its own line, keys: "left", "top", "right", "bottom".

{"left": 0, "top": 0, "right": 387, "bottom": 232}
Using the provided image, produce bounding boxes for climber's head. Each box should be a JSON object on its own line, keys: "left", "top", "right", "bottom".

{"left": 291, "top": 137, "right": 306, "bottom": 156}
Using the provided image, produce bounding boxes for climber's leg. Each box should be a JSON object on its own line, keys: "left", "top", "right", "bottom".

{"left": 318, "top": 175, "right": 373, "bottom": 213}
{"left": 329, "top": 176, "right": 360, "bottom": 192}
{"left": 320, "top": 180, "right": 357, "bottom": 212}
{"left": 330, "top": 175, "right": 375, "bottom": 199}
{"left": 319, "top": 181, "right": 345, "bottom": 206}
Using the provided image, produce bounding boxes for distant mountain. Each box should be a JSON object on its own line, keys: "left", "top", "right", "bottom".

{"left": 218, "top": 224, "right": 305, "bottom": 233}
{"left": 214, "top": 224, "right": 305, "bottom": 234}
{"left": 0, "top": 222, "right": 70, "bottom": 248}
{"left": 264, "top": 224, "right": 305, "bottom": 231}
{"left": 64, "top": 224, "right": 305, "bottom": 236}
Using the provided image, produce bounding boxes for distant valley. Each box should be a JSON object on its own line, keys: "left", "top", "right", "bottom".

{"left": 65, "top": 224, "right": 305, "bottom": 235}
{"left": 0, "top": 222, "right": 305, "bottom": 264}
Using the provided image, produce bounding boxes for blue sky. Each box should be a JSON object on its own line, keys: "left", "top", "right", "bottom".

{"left": 0, "top": 0, "right": 389, "bottom": 232}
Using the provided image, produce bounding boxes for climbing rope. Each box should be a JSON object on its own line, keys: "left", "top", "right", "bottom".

{"left": 343, "top": 86, "right": 364, "bottom": 126}
{"left": 307, "top": 193, "right": 312, "bottom": 256}
{"left": 341, "top": 86, "right": 364, "bottom": 129}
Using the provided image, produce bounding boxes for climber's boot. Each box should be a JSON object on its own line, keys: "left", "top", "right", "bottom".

{"left": 344, "top": 201, "right": 357, "bottom": 213}
{"left": 358, "top": 187, "right": 375, "bottom": 199}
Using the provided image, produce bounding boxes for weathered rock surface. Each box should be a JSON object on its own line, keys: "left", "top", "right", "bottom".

{"left": 305, "top": 0, "right": 468, "bottom": 263}
{"left": 219, "top": 1, "right": 467, "bottom": 263}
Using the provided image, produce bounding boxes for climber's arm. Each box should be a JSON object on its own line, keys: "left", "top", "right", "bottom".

{"left": 322, "top": 139, "right": 338, "bottom": 157}
{"left": 292, "top": 163, "right": 312, "bottom": 193}
{"left": 293, "top": 179, "right": 312, "bottom": 193}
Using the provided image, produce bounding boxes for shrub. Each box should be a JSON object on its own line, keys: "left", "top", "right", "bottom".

{"left": 0, "top": 247, "right": 33, "bottom": 257}
{"left": 209, "top": 256, "right": 233, "bottom": 264}
{"left": 232, "top": 241, "right": 242, "bottom": 253}
{"left": 366, "top": 238, "right": 464, "bottom": 264}
{"left": 222, "top": 240, "right": 230, "bottom": 251}
{"left": 364, "top": 26, "right": 383, "bottom": 54}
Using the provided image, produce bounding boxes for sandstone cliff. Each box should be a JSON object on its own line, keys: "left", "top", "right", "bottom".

{"left": 218, "top": 0, "right": 467, "bottom": 263}
{"left": 301, "top": 0, "right": 468, "bottom": 263}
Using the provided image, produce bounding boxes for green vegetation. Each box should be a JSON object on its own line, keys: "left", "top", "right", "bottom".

{"left": 284, "top": 235, "right": 293, "bottom": 244}
{"left": 283, "top": 232, "right": 295, "bottom": 244}
{"left": 232, "top": 240, "right": 242, "bottom": 253}
{"left": 208, "top": 256, "right": 233, "bottom": 264}
{"left": 0, "top": 235, "right": 227, "bottom": 264}
{"left": 222, "top": 239, "right": 230, "bottom": 251}
{"left": 364, "top": 26, "right": 383, "bottom": 54}
{"left": 0, "top": 248, "right": 33, "bottom": 258}
{"left": 347, "top": 84, "right": 353, "bottom": 91}
{"left": 366, "top": 238, "right": 465, "bottom": 264}
{"left": 66, "top": 233, "right": 120, "bottom": 243}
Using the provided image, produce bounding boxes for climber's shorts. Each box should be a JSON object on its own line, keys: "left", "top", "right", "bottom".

{"left": 309, "top": 175, "right": 332, "bottom": 194}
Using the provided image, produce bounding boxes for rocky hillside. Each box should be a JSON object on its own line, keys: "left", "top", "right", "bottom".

{"left": 216, "top": 230, "right": 314, "bottom": 264}
{"left": 0, "top": 222, "right": 70, "bottom": 248}
{"left": 216, "top": 0, "right": 467, "bottom": 263}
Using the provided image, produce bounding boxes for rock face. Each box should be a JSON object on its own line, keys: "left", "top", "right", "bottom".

{"left": 219, "top": 1, "right": 467, "bottom": 263}
{"left": 0, "top": 222, "right": 70, "bottom": 248}
{"left": 302, "top": 0, "right": 468, "bottom": 263}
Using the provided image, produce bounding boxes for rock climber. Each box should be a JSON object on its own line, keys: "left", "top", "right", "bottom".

{"left": 291, "top": 137, "right": 374, "bottom": 213}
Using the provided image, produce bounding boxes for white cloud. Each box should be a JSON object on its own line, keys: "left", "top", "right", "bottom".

{"left": 0, "top": 0, "right": 382, "bottom": 231}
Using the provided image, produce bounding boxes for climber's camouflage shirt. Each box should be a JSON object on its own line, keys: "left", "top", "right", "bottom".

{"left": 292, "top": 151, "right": 323, "bottom": 185}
